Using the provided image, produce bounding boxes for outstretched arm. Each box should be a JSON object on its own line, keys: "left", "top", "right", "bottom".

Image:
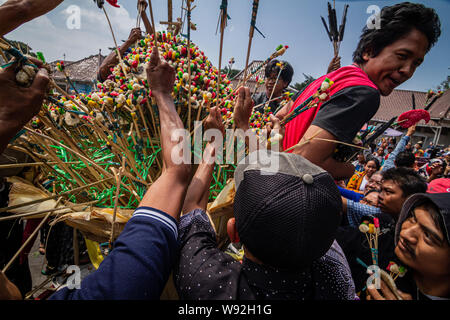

{"left": 137, "top": 46, "right": 191, "bottom": 220}
{"left": 0, "top": 0, "right": 63, "bottom": 37}
{"left": 382, "top": 125, "right": 415, "bottom": 172}
{"left": 138, "top": 0, "right": 154, "bottom": 35}
{"left": 182, "top": 107, "right": 224, "bottom": 214}
{"left": 97, "top": 28, "right": 142, "bottom": 82}
{"left": 49, "top": 47, "right": 190, "bottom": 300}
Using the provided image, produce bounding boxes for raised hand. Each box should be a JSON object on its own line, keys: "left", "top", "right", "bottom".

{"left": 0, "top": 58, "right": 49, "bottom": 153}
{"left": 146, "top": 46, "right": 175, "bottom": 97}
{"left": 233, "top": 87, "right": 254, "bottom": 130}
{"left": 204, "top": 106, "right": 225, "bottom": 136}
{"left": 127, "top": 27, "right": 143, "bottom": 44}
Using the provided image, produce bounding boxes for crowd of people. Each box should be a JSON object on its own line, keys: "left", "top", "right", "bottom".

{"left": 0, "top": 0, "right": 448, "bottom": 302}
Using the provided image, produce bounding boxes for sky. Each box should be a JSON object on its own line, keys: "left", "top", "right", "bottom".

{"left": 2, "top": 0, "right": 450, "bottom": 92}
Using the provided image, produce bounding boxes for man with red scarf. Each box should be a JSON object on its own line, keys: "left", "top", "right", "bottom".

{"left": 275, "top": 3, "right": 441, "bottom": 180}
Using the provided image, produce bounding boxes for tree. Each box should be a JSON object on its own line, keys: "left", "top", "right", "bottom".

{"left": 221, "top": 66, "right": 241, "bottom": 80}
{"left": 437, "top": 75, "right": 450, "bottom": 91}
{"left": 2, "top": 38, "right": 36, "bottom": 61}
{"left": 292, "top": 73, "right": 315, "bottom": 92}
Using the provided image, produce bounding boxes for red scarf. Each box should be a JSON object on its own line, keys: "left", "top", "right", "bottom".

{"left": 283, "top": 65, "right": 378, "bottom": 151}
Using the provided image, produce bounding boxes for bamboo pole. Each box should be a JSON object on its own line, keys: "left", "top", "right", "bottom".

{"left": 0, "top": 161, "right": 80, "bottom": 169}
{"left": 137, "top": 103, "right": 161, "bottom": 172}
{"left": 243, "top": 0, "right": 260, "bottom": 86}
{"left": 73, "top": 228, "right": 79, "bottom": 266}
{"left": 215, "top": 0, "right": 227, "bottom": 110}
{"left": 186, "top": 0, "right": 193, "bottom": 133}
{"left": 168, "top": 0, "right": 173, "bottom": 34}
{"left": 109, "top": 158, "right": 125, "bottom": 246}
{"left": 51, "top": 80, "right": 89, "bottom": 113}
{"left": 148, "top": 0, "right": 158, "bottom": 47}
{"left": 102, "top": 6, "right": 128, "bottom": 78}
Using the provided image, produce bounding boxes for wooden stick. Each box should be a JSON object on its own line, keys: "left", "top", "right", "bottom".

{"left": 27, "top": 133, "right": 84, "bottom": 188}
{"left": 24, "top": 127, "right": 117, "bottom": 181}
{"left": 167, "top": 0, "right": 173, "bottom": 33}
{"left": 51, "top": 80, "right": 89, "bottom": 113}
{"left": 252, "top": 95, "right": 283, "bottom": 111}
{"left": 312, "top": 138, "right": 370, "bottom": 151}
{"left": 283, "top": 129, "right": 324, "bottom": 153}
{"left": 0, "top": 47, "right": 8, "bottom": 63}
{"left": 243, "top": 0, "right": 260, "bottom": 85}
{"left": 24, "top": 274, "right": 55, "bottom": 300}
{"left": 186, "top": 0, "right": 193, "bottom": 133}
{"left": 73, "top": 228, "right": 79, "bottom": 266}
{"left": 146, "top": 99, "right": 161, "bottom": 139}
{"left": 148, "top": 0, "right": 158, "bottom": 47}
{"left": 2, "top": 198, "right": 62, "bottom": 273}
{"left": 102, "top": 6, "right": 128, "bottom": 78}
{"left": 216, "top": 2, "right": 227, "bottom": 109}
{"left": 136, "top": 103, "right": 161, "bottom": 172}
{"left": 0, "top": 161, "right": 81, "bottom": 169}
{"left": 109, "top": 158, "right": 125, "bottom": 246}
{"left": 136, "top": 2, "right": 144, "bottom": 28}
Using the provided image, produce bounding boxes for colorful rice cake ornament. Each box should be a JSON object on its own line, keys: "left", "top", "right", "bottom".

{"left": 279, "top": 77, "right": 334, "bottom": 126}
{"left": 387, "top": 262, "right": 407, "bottom": 279}
{"left": 359, "top": 222, "right": 370, "bottom": 233}
{"left": 32, "top": 32, "right": 236, "bottom": 212}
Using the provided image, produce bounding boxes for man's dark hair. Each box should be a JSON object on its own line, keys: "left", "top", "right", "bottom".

{"left": 430, "top": 148, "right": 440, "bottom": 159}
{"left": 382, "top": 167, "right": 427, "bottom": 198}
{"left": 265, "top": 60, "right": 294, "bottom": 85}
{"left": 394, "top": 151, "right": 415, "bottom": 168}
{"left": 353, "top": 2, "right": 441, "bottom": 64}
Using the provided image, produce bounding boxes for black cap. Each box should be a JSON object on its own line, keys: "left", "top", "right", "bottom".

{"left": 233, "top": 151, "right": 342, "bottom": 270}
{"left": 395, "top": 193, "right": 450, "bottom": 246}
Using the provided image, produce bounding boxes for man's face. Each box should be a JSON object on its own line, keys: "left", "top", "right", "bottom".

{"left": 395, "top": 206, "right": 450, "bottom": 279}
{"left": 265, "top": 72, "right": 288, "bottom": 99}
{"left": 378, "top": 179, "right": 406, "bottom": 217}
{"left": 365, "top": 173, "right": 382, "bottom": 193}
{"left": 361, "top": 28, "right": 429, "bottom": 96}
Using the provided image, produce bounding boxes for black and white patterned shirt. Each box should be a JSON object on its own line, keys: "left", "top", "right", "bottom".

{"left": 174, "top": 208, "right": 357, "bottom": 300}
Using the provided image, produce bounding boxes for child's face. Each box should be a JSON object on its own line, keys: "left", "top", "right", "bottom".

{"left": 395, "top": 206, "right": 450, "bottom": 279}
